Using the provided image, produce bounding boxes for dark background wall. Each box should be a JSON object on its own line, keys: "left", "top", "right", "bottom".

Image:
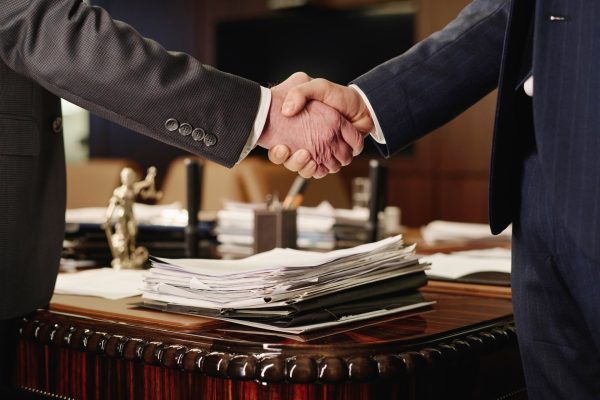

{"left": 89, "top": 0, "right": 200, "bottom": 180}
{"left": 85, "top": 0, "right": 496, "bottom": 227}
{"left": 88, "top": 0, "right": 414, "bottom": 180}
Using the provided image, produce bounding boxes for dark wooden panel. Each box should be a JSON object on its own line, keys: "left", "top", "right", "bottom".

{"left": 434, "top": 92, "right": 496, "bottom": 173}
{"left": 437, "top": 176, "right": 489, "bottom": 223}
{"left": 400, "top": 0, "right": 496, "bottom": 225}
{"left": 387, "top": 175, "right": 435, "bottom": 227}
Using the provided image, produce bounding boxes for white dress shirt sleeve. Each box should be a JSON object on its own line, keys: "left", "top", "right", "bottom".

{"left": 349, "top": 84, "right": 387, "bottom": 144}
{"left": 237, "top": 86, "right": 272, "bottom": 163}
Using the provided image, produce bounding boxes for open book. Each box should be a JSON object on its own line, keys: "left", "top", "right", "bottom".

{"left": 422, "top": 247, "right": 511, "bottom": 286}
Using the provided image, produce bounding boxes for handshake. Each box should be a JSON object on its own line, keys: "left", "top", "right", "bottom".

{"left": 257, "top": 72, "right": 375, "bottom": 179}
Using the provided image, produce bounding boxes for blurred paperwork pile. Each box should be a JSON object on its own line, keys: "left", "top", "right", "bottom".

{"left": 63, "top": 203, "right": 216, "bottom": 264}
{"left": 141, "top": 235, "right": 433, "bottom": 334}
{"left": 215, "top": 201, "right": 371, "bottom": 258}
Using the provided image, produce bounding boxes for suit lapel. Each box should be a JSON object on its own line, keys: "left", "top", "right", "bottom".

{"left": 489, "top": 0, "right": 536, "bottom": 233}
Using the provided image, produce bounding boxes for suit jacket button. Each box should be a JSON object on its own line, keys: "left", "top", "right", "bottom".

{"left": 165, "top": 118, "right": 179, "bottom": 132}
{"left": 204, "top": 133, "right": 217, "bottom": 147}
{"left": 52, "top": 117, "right": 63, "bottom": 133}
{"left": 192, "top": 128, "right": 206, "bottom": 142}
{"left": 179, "top": 123, "right": 193, "bottom": 136}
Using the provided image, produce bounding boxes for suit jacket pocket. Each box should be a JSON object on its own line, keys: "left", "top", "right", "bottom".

{"left": 0, "top": 117, "right": 40, "bottom": 156}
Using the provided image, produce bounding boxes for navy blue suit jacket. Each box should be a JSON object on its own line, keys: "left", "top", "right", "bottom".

{"left": 354, "top": 0, "right": 600, "bottom": 261}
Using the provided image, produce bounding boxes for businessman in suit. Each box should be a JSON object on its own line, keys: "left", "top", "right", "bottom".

{"left": 0, "top": 0, "right": 363, "bottom": 396}
{"left": 274, "top": 0, "right": 600, "bottom": 398}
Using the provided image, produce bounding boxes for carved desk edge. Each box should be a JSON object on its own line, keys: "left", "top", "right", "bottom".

{"left": 18, "top": 312, "right": 517, "bottom": 385}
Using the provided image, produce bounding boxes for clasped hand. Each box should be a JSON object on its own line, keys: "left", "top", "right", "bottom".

{"left": 257, "top": 72, "right": 374, "bottom": 179}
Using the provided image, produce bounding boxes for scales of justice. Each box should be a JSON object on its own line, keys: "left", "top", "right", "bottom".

{"left": 103, "top": 166, "right": 162, "bottom": 269}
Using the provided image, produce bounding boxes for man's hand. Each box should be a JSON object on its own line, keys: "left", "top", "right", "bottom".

{"left": 282, "top": 76, "right": 375, "bottom": 134}
{"left": 258, "top": 72, "right": 364, "bottom": 179}
{"left": 268, "top": 73, "right": 374, "bottom": 174}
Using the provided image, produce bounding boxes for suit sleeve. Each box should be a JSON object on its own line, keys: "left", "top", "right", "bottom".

{"left": 352, "top": 0, "right": 510, "bottom": 157}
{"left": 0, "top": 0, "right": 260, "bottom": 167}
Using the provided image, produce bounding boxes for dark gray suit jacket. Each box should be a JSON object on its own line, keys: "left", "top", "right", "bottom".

{"left": 354, "top": 0, "right": 600, "bottom": 261}
{"left": 0, "top": 0, "right": 261, "bottom": 319}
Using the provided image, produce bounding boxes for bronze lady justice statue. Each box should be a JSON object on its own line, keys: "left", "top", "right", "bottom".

{"left": 103, "top": 167, "right": 162, "bottom": 269}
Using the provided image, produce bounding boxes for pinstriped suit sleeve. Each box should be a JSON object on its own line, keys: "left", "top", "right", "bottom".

{"left": 352, "top": 0, "right": 510, "bottom": 157}
{"left": 0, "top": 0, "right": 260, "bottom": 167}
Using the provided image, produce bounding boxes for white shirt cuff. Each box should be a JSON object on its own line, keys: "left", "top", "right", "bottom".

{"left": 524, "top": 75, "right": 534, "bottom": 97}
{"left": 237, "top": 86, "right": 272, "bottom": 163}
{"left": 349, "top": 84, "right": 386, "bottom": 145}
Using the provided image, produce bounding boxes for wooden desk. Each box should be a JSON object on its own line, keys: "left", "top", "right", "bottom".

{"left": 15, "top": 288, "right": 525, "bottom": 400}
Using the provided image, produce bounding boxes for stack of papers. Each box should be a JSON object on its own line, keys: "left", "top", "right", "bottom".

{"left": 141, "top": 235, "right": 433, "bottom": 334}
{"left": 215, "top": 201, "right": 369, "bottom": 257}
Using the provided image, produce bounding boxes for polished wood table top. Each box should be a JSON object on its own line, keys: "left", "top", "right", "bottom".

{"left": 17, "top": 288, "right": 515, "bottom": 385}
{"left": 15, "top": 231, "right": 524, "bottom": 399}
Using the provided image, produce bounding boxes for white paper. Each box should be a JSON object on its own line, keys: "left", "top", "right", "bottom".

{"left": 54, "top": 268, "right": 144, "bottom": 299}
{"left": 138, "top": 235, "right": 434, "bottom": 336}
{"left": 141, "top": 235, "right": 431, "bottom": 333}
{"left": 142, "top": 262, "right": 428, "bottom": 309}
{"left": 421, "top": 220, "right": 512, "bottom": 245}
{"left": 422, "top": 250, "right": 511, "bottom": 280}
{"left": 450, "top": 247, "right": 512, "bottom": 258}
{"left": 152, "top": 235, "right": 403, "bottom": 276}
